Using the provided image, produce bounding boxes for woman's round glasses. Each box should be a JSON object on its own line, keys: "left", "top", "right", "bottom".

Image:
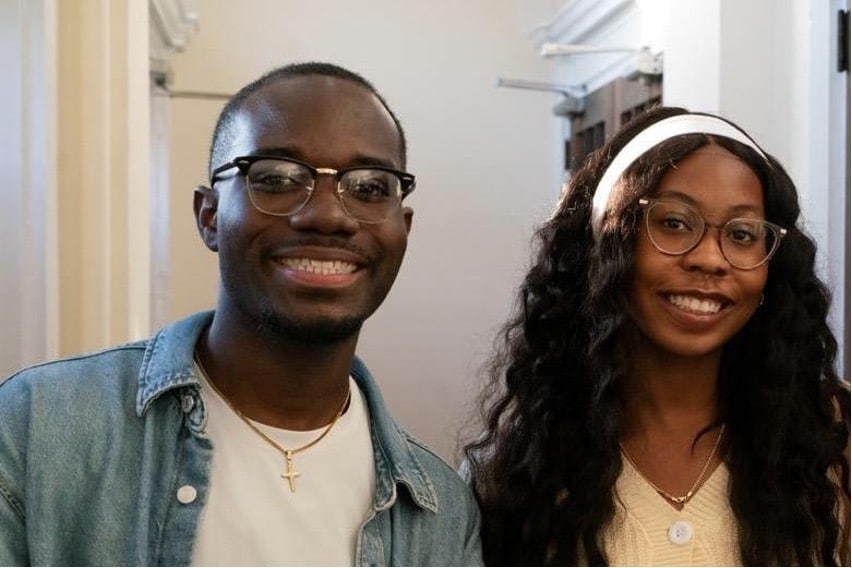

{"left": 211, "top": 155, "right": 416, "bottom": 224}
{"left": 639, "top": 198, "right": 787, "bottom": 270}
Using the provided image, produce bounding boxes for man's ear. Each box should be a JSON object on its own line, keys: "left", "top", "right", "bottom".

{"left": 402, "top": 206, "right": 413, "bottom": 235}
{"left": 194, "top": 186, "right": 219, "bottom": 252}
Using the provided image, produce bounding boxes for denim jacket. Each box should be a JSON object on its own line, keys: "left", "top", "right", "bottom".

{"left": 0, "top": 311, "right": 482, "bottom": 566}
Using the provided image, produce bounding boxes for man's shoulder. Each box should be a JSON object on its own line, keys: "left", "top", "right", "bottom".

{"left": 1, "top": 341, "right": 148, "bottom": 393}
{"left": 0, "top": 342, "right": 154, "bottom": 495}
{"left": 0, "top": 343, "right": 152, "bottom": 440}
{"left": 0, "top": 311, "right": 213, "bottom": 399}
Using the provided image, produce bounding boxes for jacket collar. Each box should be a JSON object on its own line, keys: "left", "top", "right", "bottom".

{"left": 135, "top": 311, "right": 438, "bottom": 514}
{"left": 350, "top": 357, "right": 439, "bottom": 514}
{"left": 135, "top": 311, "right": 211, "bottom": 416}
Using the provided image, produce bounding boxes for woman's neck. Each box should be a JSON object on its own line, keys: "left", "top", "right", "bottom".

{"left": 623, "top": 341, "right": 722, "bottom": 436}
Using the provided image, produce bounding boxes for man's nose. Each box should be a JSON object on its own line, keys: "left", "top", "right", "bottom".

{"left": 287, "top": 176, "right": 359, "bottom": 234}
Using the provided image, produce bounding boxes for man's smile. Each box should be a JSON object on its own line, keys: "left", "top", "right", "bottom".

{"left": 279, "top": 257, "right": 358, "bottom": 275}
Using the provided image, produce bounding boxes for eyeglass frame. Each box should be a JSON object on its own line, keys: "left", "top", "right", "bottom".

{"left": 210, "top": 154, "right": 416, "bottom": 224}
{"left": 637, "top": 197, "right": 788, "bottom": 270}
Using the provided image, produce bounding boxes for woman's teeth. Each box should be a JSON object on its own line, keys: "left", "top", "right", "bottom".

{"left": 667, "top": 294, "right": 723, "bottom": 315}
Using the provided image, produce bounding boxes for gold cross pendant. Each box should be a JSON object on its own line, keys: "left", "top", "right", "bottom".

{"left": 280, "top": 450, "right": 301, "bottom": 492}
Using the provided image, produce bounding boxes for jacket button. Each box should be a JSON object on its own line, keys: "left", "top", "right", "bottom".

{"left": 668, "top": 520, "right": 694, "bottom": 545}
{"left": 181, "top": 394, "right": 195, "bottom": 414}
{"left": 176, "top": 485, "right": 197, "bottom": 504}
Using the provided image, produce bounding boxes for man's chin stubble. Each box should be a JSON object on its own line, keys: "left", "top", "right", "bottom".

{"left": 256, "top": 309, "right": 363, "bottom": 345}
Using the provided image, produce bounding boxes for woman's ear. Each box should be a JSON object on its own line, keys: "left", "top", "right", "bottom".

{"left": 193, "top": 186, "right": 219, "bottom": 252}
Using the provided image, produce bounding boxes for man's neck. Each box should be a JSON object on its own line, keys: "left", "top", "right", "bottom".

{"left": 196, "top": 308, "right": 358, "bottom": 431}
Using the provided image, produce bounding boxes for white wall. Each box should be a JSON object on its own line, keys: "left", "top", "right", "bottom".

{"left": 664, "top": 0, "right": 848, "bottom": 376}
{"left": 167, "top": 0, "right": 564, "bottom": 463}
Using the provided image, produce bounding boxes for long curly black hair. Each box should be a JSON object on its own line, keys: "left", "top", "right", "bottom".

{"left": 464, "top": 106, "right": 850, "bottom": 566}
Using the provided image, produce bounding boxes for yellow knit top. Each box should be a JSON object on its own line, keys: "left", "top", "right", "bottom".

{"left": 602, "top": 459, "right": 740, "bottom": 566}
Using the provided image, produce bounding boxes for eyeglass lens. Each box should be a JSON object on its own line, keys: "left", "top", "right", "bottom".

{"left": 245, "top": 158, "right": 403, "bottom": 223}
{"left": 645, "top": 200, "right": 780, "bottom": 269}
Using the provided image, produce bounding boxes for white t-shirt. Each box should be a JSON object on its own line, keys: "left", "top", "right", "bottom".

{"left": 191, "top": 373, "right": 375, "bottom": 566}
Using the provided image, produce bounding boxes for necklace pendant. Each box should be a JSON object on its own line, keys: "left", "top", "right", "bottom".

{"left": 280, "top": 450, "right": 301, "bottom": 493}
{"left": 621, "top": 423, "right": 725, "bottom": 509}
{"left": 194, "top": 352, "right": 352, "bottom": 497}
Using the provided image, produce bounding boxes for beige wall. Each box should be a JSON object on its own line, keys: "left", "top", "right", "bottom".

{"left": 163, "top": 97, "right": 222, "bottom": 319}
{"left": 0, "top": 0, "right": 150, "bottom": 376}
{"left": 165, "top": 0, "right": 564, "bottom": 463}
{"left": 54, "top": 0, "right": 151, "bottom": 356}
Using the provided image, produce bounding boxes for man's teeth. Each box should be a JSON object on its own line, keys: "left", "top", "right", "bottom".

{"left": 667, "top": 294, "right": 723, "bottom": 315}
{"left": 281, "top": 258, "right": 357, "bottom": 275}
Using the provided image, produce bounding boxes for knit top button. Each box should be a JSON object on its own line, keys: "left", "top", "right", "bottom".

{"left": 176, "top": 485, "right": 197, "bottom": 504}
{"left": 668, "top": 520, "right": 694, "bottom": 545}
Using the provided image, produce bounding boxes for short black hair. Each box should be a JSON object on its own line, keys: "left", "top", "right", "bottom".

{"left": 208, "top": 61, "right": 408, "bottom": 180}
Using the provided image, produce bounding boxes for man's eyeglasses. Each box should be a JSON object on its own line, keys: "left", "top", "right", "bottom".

{"left": 211, "top": 155, "right": 416, "bottom": 224}
{"left": 639, "top": 198, "right": 787, "bottom": 270}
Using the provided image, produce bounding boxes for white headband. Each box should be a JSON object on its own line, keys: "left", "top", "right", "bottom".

{"left": 590, "top": 114, "right": 767, "bottom": 240}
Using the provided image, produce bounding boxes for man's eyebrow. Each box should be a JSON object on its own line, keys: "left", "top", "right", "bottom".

{"left": 345, "top": 155, "right": 399, "bottom": 169}
{"left": 249, "top": 146, "right": 303, "bottom": 160}
{"left": 249, "top": 147, "right": 399, "bottom": 169}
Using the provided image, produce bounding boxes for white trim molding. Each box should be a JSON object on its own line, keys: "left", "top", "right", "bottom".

{"left": 150, "top": 0, "right": 197, "bottom": 81}
{"left": 532, "top": 0, "right": 636, "bottom": 45}
{"left": 535, "top": 0, "right": 650, "bottom": 94}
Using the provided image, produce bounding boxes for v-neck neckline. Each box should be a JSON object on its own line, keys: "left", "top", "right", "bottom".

{"left": 619, "top": 454, "right": 728, "bottom": 515}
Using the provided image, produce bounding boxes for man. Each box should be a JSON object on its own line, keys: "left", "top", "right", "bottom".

{"left": 0, "top": 62, "right": 482, "bottom": 566}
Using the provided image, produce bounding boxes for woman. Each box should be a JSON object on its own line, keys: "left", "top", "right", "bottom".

{"left": 465, "top": 106, "right": 850, "bottom": 565}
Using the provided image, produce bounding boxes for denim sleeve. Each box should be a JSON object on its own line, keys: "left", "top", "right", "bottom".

{"left": 462, "top": 496, "right": 484, "bottom": 566}
{"left": 457, "top": 457, "right": 484, "bottom": 565}
{"left": 0, "top": 480, "right": 27, "bottom": 566}
{"left": 0, "top": 379, "right": 28, "bottom": 566}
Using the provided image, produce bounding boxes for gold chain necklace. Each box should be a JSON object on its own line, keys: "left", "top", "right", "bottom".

{"left": 620, "top": 424, "right": 725, "bottom": 506}
{"left": 194, "top": 353, "right": 350, "bottom": 493}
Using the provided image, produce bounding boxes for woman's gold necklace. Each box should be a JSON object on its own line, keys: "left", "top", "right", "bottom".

{"left": 620, "top": 424, "right": 726, "bottom": 506}
{"left": 194, "top": 353, "right": 350, "bottom": 493}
